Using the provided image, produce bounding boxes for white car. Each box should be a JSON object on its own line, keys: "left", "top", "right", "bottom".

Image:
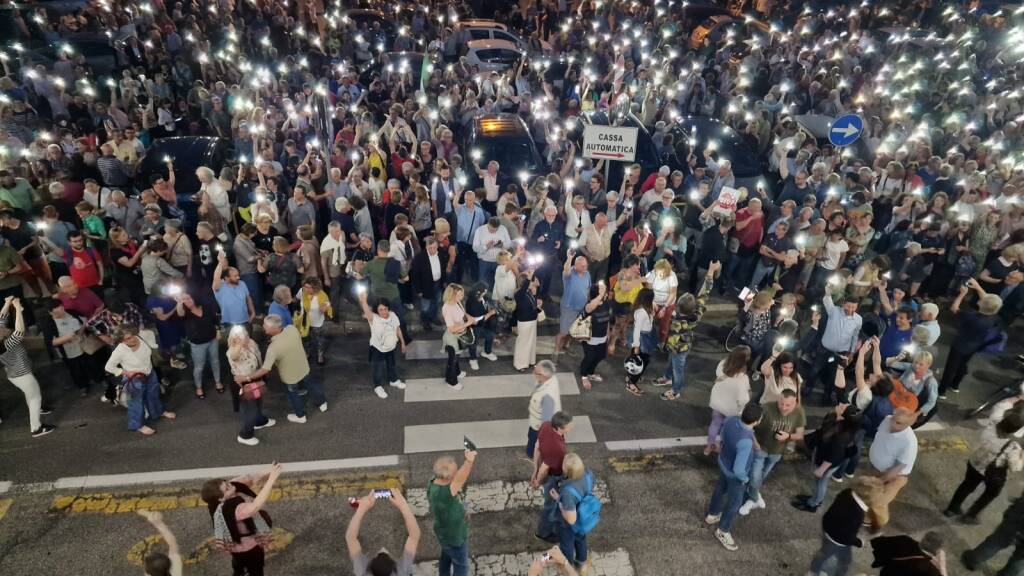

{"left": 464, "top": 39, "right": 524, "bottom": 73}
{"left": 455, "top": 21, "right": 551, "bottom": 53}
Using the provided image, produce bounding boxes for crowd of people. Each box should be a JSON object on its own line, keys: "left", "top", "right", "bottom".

{"left": 2, "top": 0, "right": 1024, "bottom": 574}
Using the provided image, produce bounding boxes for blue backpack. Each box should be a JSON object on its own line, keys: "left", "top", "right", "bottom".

{"left": 563, "top": 472, "right": 602, "bottom": 535}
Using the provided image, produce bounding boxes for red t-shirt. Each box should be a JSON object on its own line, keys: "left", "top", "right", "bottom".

{"left": 538, "top": 421, "right": 567, "bottom": 477}
{"left": 733, "top": 208, "right": 764, "bottom": 250}
{"left": 58, "top": 287, "right": 104, "bottom": 318}
{"left": 65, "top": 247, "right": 101, "bottom": 289}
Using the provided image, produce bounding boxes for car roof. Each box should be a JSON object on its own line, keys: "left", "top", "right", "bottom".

{"left": 458, "top": 20, "right": 508, "bottom": 31}
{"left": 474, "top": 114, "right": 530, "bottom": 137}
{"left": 466, "top": 39, "right": 521, "bottom": 51}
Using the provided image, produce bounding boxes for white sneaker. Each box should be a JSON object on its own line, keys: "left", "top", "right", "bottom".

{"left": 255, "top": 418, "right": 276, "bottom": 430}
{"left": 755, "top": 495, "right": 766, "bottom": 510}
{"left": 480, "top": 352, "right": 498, "bottom": 361}
{"left": 458, "top": 371, "right": 467, "bottom": 380}
{"left": 374, "top": 386, "right": 389, "bottom": 399}
{"left": 319, "top": 403, "right": 328, "bottom": 412}
{"left": 703, "top": 513, "right": 721, "bottom": 525}
{"left": 469, "top": 360, "right": 480, "bottom": 371}
{"left": 389, "top": 380, "right": 406, "bottom": 389}
{"left": 715, "top": 529, "right": 738, "bottom": 551}
{"left": 449, "top": 382, "right": 464, "bottom": 391}
{"left": 287, "top": 414, "right": 307, "bottom": 424}
{"left": 738, "top": 500, "right": 755, "bottom": 516}
{"left": 237, "top": 436, "right": 259, "bottom": 446}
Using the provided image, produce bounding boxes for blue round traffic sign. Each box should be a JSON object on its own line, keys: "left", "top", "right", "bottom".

{"left": 828, "top": 113, "right": 864, "bottom": 147}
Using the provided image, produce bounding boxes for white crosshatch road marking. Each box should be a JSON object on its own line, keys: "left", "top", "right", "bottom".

{"left": 414, "top": 549, "right": 634, "bottom": 576}
{"left": 403, "top": 372, "right": 580, "bottom": 402}
{"left": 404, "top": 417, "right": 597, "bottom": 453}
{"left": 401, "top": 336, "right": 556, "bottom": 360}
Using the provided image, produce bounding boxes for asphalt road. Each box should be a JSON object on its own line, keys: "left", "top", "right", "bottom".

{"left": 0, "top": 296, "right": 1021, "bottom": 575}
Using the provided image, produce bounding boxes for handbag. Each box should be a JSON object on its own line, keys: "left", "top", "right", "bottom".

{"left": 499, "top": 298, "right": 517, "bottom": 313}
{"left": 457, "top": 327, "right": 476, "bottom": 347}
{"left": 241, "top": 380, "right": 266, "bottom": 401}
{"left": 570, "top": 313, "right": 593, "bottom": 340}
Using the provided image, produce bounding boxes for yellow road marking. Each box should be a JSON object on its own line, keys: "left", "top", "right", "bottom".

{"left": 0, "top": 498, "right": 12, "bottom": 522}
{"left": 126, "top": 528, "right": 294, "bottom": 567}
{"left": 52, "top": 472, "right": 405, "bottom": 515}
{"left": 608, "top": 436, "right": 969, "bottom": 473}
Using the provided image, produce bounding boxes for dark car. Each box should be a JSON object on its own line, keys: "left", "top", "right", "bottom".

{"left": 462, "top": 114, "right": 545, "bottom": 190}
{"left": 667, "top": 117, "right": 768, "bottom": 192}
{"left": 570, "top": 110, "right": 660, "bottom": 191}
{"left": 136, "top": 137, "right": 235, "bottom": 226}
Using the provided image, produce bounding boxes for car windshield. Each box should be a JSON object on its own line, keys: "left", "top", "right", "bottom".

{"left": 675, "top": 122, "right": 761, "bottom": 178}
{"left": 479, "top": 139, "right": 538, "bottom": 175}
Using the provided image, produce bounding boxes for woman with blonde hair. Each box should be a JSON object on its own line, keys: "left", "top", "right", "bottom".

{"left": 549, "top": 453, "right": 596, "bottom": 573}
{"left": 434, "top": 218, "right": 458, "bottom": 282}
{"left": 226, "top": 325, "right": 274, "bottom": 446}
{"left": 646, "top": 259, "right": 678, "bottom": 341}
{"left": 493, "top": 249, "right": 519, "bottom": 304}
{"left": 441, "top": 283, "right": 494, "bottom": 389}
{"left": 706, "top": 345, "right": 752, "bottom": 455}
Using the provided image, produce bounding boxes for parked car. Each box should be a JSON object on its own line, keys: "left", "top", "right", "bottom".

{"left": 464, "top": 39, "right": 524, "bottom": 73}
{"left": 454, "top": 20, "right": 551, "bottom": 52}
{"left": 462, "top": 113, "right": 545, "bottom": 191}
{"left": 569, "top": 110, "right": 661, "bottom": 191}
{"left": 667, "top": 117, "right": 769, "bottom": 193}
{"left": 136, "top": 137, "right": 235, "bottom": 227}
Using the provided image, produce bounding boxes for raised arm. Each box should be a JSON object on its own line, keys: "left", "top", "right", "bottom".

{"left": 235, "top": 463, "right": 283, "bottom": 520}
{"left": 448, "top": 450, "right": 477, "bottom": 496}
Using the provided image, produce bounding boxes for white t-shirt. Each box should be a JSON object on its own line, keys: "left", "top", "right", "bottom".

{"left": 869, "top": 416, "right": 918, "bottom": 475}
{"left": 820, "top": 239, "right": 849, "bottom": 271}
{"left": 370, "top": 312, "right": 401, "bottom": 352}
{"left": 298, "top": 292, "right": 327, "bottom": 328}
{"left": 645, "top": 271, "right": 678, "bottom": 306}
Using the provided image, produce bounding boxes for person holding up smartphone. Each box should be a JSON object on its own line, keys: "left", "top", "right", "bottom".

{"left": 427, "top": 448, "right": 478, "bottom": 576}
{"left": 346, "top": 487, "right": 420, "bottom": 576}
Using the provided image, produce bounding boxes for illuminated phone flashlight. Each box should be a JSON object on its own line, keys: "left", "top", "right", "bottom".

{"left": 902, "top": 343, "right": 918, "bottom": 356}
{"left": 625, "top": 200, "right": 634, "bottom": 210}
{"left": 471, "top": 149, "right": 482, "bottom": 161}
{"left": 515, "top": 237, "right": 527, "bottom": 246}
{"left": 457, "top": 175, "right": 467, "bottom": 186}
{"left": 216, "top": 244, "right": 225, "bottom": 253}
{"left": 574, "top": 158, "right": 583, "bottom": 168}
{"left": 356, "top": 284, "right": 367, "bottom": 295}
{"left": 35, "top": 220, "right": 49, "bottom": 231}
{"left": 162, "top": 155, "right": 172, "bottom": 163}
{"left": 238, "top": 154, "right": 248, "bottom": 164}
{"left": 811, "top": 304, "right": 820, "bottom": 313}
{"left": 570, "top": 240, "right": 579, "bottom": 250}
{"left": 164, "top": 284, "right": 182, "bottom": 296}
{"left": 777, "top": 335, "right": 792, "bottom": 348}
{"left": 349, "top": 150, "right": 361, "bottom": 162}
{"left": 518, "top": 171, "right": 530, "bottom": 183}
{"left": 689, "top": 189, "right": 700, "bottom": 201}
{"left": 883, "top": 271, "right": 892, "bottom": 280}
{"left": 827, "top": 274, "right": 841, "bottom": 285}
{"left": 795, "top": 233, "right": 806, "bottom": 247}
{"left": 256, "top": 193, "right": 267, "bottom": 202}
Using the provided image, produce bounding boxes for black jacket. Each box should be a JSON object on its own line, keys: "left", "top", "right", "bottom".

{"left": 410, "top": 250, "right": 443, "bottom": 298}
{"left": 822, "top": 489, "right": 866, "bottom": 547}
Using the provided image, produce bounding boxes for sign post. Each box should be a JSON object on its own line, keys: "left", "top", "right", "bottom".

{"left": 827, "top": 113, "right": 864, "bottom": 148}
{"left": 582, "top": 125, "right": 639, "bottom": 163}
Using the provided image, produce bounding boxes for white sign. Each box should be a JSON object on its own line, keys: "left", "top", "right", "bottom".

{"left": 713, "top": 186, "right": 740, "bottom": 217}
{"left": 582, "top": 125, "right": 638, "bottom": 163}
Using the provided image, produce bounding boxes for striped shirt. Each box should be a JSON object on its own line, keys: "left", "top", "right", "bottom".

{"left": 0, "top": 315, "right": 31, "bottom": 378}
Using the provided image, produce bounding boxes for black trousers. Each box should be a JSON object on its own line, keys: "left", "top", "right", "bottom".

{"left": 801, "top": 343, "right": 843, "bottom": 405}
{"left": 580, "top": 341, "right": 607, "bottom": 377}
{"left": 940, "top": 346, "right": 974, "bottom": 394}
{"left": 947, "top": 462, "right": 1006, "bottom": 517}
{"left": 445, "top": 345, "right": 461, "bottom": 385}
{"left": 231, "top": 546, "right": 265, "bottom": 576}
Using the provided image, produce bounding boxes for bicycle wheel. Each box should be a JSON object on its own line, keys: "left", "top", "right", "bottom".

{"left": 725, "top": 325, "right": 741, "bottom": 352}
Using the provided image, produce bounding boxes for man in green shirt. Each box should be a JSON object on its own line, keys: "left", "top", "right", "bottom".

{"left": 427, "top": 449, "right": 477, "bottom": 576}
{"left": 0, "top": 171, "right": 35, "bottom": 213}
{"left": 740, "top": 389, "right": 805, "bottom": 516}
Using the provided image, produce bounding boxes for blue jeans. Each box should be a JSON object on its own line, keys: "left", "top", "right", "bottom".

{"left": 439, "top": 542, "right": 469, "bottom": 576}
{"left": 284, "top": 375, "right": 325, "bottom": 418}
{"left": 419, "top": 292, "right": 440, "bottom": 325}
{"left": 125, "top": 371, "right": 164, "bottom": 431}
{"left": 239, "top": 397, "right": 268, "bottom": 439}
{"left": 809, "top": 533, "right": 853, "bottom": 576}
{"left": 662, "top": 350, "right": 690, "bottom": 395}
{"left": 526, "top": 426, "right": 539, "bottom": 458}
{"left": 189, "top": 339, "right": 221, "bottom": 390}
{"left": 537, "top": 475, "right": 562, "bottom": 539}
{"left": 478, "top": 259, "right": 498, "bottom": 288}
{"left": 745, "top": 451, "right": 783, "bottom": 503}
{"left": 241, "top": 273, "right": 263, "bottom": 307}
{"left": 558, "top": 516, "right": 589, "bottom": 568}
{"left": 749, "top": 260, "right": 777, "bottom": 289}
{"left": 809, "top": 463, "right": 841, "bottom": 507}
{"left": 708, "top": 472, "right": 747, "bottom": 533}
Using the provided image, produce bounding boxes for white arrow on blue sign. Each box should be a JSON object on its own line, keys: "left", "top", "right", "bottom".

{"left": 828, "top": 113, "right": 864, "bottom": 147}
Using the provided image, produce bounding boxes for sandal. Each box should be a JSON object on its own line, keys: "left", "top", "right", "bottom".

{"left": 625, "top": 383, "right": 645, "bottom": 396}
{"left": 195, "top": 389, "right": 206, "bottom": 399}
{"left": 589, "top": 373, "right": 603, "bottom": 383}
{"left": 215, "top": 383, "right": 225, "bottom": 393}
{"left": 581, "top": 377, "right": 593, "bottom": 391}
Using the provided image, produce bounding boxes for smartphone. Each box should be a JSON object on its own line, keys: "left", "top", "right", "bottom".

{"left": 373, "top": 488, "right": 393, "bottom": 500}
{"left": 541, "top": 553, "right": 552, "bottom": 562}
{"left": 738, "top": 287, "right": 754, "bottom": 301}
{"left": 463, "top": 435, "right": 477, "bottom": 451}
